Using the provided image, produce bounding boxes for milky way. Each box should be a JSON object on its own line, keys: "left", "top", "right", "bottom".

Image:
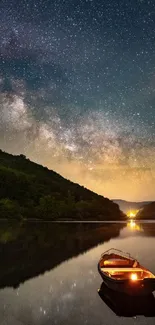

{"left": 0, "top": 0, "right": 155, "bottom": 200}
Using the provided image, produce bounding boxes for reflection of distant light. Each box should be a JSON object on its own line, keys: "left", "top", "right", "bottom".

{"left": 127, "top": 220, "right": 142, "bottom": 231}
{"left": 130, "top": 220, "right": 136, "bottom": 228}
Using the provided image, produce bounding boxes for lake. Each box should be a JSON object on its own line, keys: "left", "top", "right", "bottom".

{"left": 0, "top": 220, "right": 155, "bottom": 324}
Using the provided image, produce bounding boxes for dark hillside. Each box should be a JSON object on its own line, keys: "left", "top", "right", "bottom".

{"left": 0, "top": 149, "right": 125, "bottom": 220}
{"left": 136, "top": 202, "right": 155, "bottom": 220}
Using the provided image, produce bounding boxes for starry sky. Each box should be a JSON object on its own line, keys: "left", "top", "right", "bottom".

{"left": 0, "top": 0, "right": 155, "bottom": 201}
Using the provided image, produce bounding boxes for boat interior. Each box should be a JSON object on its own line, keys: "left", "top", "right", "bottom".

{"left": 99, "top": 249, "right": 155, "bottom": 280}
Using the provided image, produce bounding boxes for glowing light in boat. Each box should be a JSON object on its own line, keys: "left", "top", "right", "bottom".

{"left": 130, "top": 273, "right": 138, "bottom": 281}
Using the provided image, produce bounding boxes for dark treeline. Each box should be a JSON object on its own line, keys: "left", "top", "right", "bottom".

{"left": 0, "top": 149, "right": 125, "bottom": 220}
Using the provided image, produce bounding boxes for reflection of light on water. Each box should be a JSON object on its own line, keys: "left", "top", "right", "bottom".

{"left": 130, "top": 220, "right": 136, "bottom": 229}
{"left": 127, "top": 220, "right": 143, "bottom": 232}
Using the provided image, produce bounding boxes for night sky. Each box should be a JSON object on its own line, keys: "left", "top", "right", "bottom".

{"left": 0, "top": 0, "right": 155, "bottom": 201}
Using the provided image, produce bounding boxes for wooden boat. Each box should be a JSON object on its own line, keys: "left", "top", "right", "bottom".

{"left": 98, "top": 248, "right": 155, "bottom": 295}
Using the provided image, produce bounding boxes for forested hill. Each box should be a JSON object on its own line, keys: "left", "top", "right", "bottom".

{"left": 0, "top": 149, "right": 125, "bottom": 220}
{"left": 136, "top": 202, "right": 155, "bottom": 220}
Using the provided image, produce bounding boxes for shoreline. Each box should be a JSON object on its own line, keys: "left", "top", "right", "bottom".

{"left": 0, "top": 219, "right": 155, "bottom": 223}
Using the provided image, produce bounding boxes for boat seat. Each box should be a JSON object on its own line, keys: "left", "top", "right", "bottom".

{"left": 103, "top": 259, "right": 135, "bottom": 268}
{"left": 101, "top": 267, "right": 143, "bottom": 273}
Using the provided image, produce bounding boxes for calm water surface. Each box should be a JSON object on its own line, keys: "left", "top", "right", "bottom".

{"left": 0, "top": 221, "right": 155, "bottom": 325}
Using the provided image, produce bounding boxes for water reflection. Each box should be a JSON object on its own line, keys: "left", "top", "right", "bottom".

{"left": 0, "top": 222, "right": 124, "bottom": 289}
{"left": 98, "top": 282, "right": 155, "bottom": 317}
{"left": 0, "top": 221, "right": 155, "bottom": 324}
{"left": 127, "top": 219, "right": 143, "bottom": 232}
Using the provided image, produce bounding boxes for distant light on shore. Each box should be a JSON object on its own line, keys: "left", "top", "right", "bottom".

{"left": 127, "top": 210, "right": 139, "bottom": 218}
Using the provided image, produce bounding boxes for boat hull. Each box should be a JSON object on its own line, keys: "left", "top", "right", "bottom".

{"left": 98, "top": 263, "right": 155, "bottom": 296}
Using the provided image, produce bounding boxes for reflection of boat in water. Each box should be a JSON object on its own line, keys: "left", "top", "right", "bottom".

{"left": 98, "top": 249, "right": 155, "bottom": 295}
{"left": 98, "top": 282, "right": 155, "bottom": 317}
